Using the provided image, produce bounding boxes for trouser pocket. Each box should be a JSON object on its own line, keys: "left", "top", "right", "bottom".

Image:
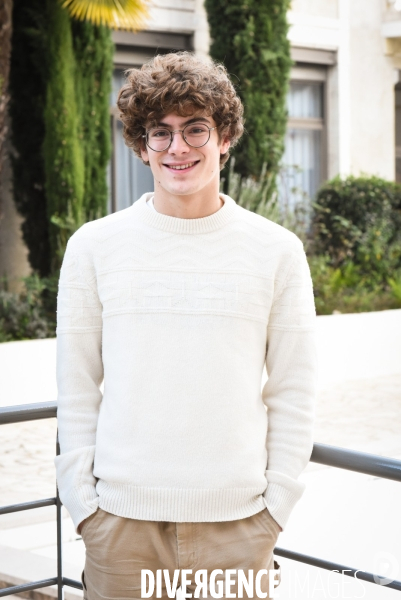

{"left": 81, "top": 569, "right": 88, "bottom": 599}
{"left": 273, "top": 559, "right": 281, "bottom": 588}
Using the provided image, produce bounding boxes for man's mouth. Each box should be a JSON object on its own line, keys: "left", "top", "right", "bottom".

{"left": 163, "top": 161, "right": 200, "bottom": 172}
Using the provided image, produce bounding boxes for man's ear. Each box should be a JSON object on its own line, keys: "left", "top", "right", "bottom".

{"left": 220, "top": 137, "right": 231, "bottom": 156}
{"left": 140, "top": 144, "right": 150, "bottom": 165}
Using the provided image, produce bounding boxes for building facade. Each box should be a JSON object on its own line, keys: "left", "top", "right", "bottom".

{"left": 2, "top": 0, "right": 401, "bottom": 285}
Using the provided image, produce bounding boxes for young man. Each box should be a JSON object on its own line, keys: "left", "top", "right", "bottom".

{"left": 55, "top": 52, "right": 317, "bottom": 599}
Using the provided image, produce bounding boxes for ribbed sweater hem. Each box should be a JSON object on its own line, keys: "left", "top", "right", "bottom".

{"left": 96, "top": 480, "right": 266, "bottom": 522}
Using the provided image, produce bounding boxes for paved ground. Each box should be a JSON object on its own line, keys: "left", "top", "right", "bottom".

{"left": 1, "top": 373, "right": 400, "bottom": 513}
{"left": 0, "top": 373, "right": 401, "bottom": 599}
{"left": 312, "top": 373, "right": 401, "bottom": 460}
{"left": 0, "top": 419, "right": 57, "bottom": 514}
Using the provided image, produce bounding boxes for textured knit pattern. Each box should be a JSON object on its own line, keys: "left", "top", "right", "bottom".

{"left": 54, "top": 192, "right": 318, "bottom": 533}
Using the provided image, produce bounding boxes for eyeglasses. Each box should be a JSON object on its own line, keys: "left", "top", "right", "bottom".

{"left": 142, "top": 123, "right": 217, "bottom": 152}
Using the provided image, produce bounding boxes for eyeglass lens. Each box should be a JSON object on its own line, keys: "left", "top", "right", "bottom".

{"left": 146, "top": 123, "right": 211, "bottom": 151}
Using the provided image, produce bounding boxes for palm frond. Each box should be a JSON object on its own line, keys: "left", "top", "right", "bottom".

{"left": 61, "top": 0, "right": 149, "bottom": 31}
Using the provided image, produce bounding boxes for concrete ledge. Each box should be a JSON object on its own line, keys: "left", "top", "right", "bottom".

{"left": 0, "top": 545, "right": 81, "bottom": 600}
{"left": 316, "top": 309, "right": 401, "bottom": 386}
{"left": 0, "top": 309, "right": 400, "bottom": 403}
{"left": 0, "top": 338, "right": 57, "bottom": 408}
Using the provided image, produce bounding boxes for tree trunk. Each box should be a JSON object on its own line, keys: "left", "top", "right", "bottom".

{"left": 0, "top": 0, "right": 13, "bottom": 211}
{"left": 0, "top": 0, "right": 12, "bottom": 145}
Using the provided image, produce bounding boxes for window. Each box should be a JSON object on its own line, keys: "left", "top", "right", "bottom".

{"left": 280, "top": 77, "right": 325, "bottom": 212}
{"left": 107, "top": 31, "right": 192, "bottom": 213}
{"left": 109, "top": 68, "right": 154, "bottom": 213}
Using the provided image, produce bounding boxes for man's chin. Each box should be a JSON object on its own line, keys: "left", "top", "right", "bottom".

{"left": 160, "top": 182, "right": 200, "bottom": 198}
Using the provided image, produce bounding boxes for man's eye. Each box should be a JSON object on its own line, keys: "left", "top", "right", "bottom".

{"left": 152, "top": 130, "right": 170, "bottom": 138}
{"left": 187, "top": 127, "right": 207, "bottom": 135}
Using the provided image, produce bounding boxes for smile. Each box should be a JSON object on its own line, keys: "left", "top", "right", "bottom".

{"left": 163, "top": 161, "right": 199, "bottom": 172}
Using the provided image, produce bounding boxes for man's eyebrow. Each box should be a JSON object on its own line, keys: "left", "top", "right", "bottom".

{"left": 156, "top": 116, "right": 211, "bottom": 128}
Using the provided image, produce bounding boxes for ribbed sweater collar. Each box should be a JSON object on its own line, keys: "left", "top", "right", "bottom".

{"left": 132, "top": 192, "right": 238, "bottom": 234}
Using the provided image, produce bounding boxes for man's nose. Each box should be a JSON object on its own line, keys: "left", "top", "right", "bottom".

{"left": 168, "top": 131, "right": 189, "bottom": 153}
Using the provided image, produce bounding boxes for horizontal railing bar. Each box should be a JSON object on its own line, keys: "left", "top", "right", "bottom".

{"left": 2, "top": 403, "right": 400, "bottom": 483}
{"left": 311, "top": 442, "right": 401, "bottom": 482}
{"left": 0, "top": 402, "right": 400, "bottom": 481}
{"left": 0, "top": 497, "right": 56, "bottom": 515}
{"left": 0, "top": 401, "right": 57, "bottom": 425}
{"left": 63, "top": 576, "right": 83, "bottom": 590}
{"left": 274, "top": 547, "right": 401, "bottom": 591}
{"left": 0, "top": 577, "right": 58, "bottom": 597}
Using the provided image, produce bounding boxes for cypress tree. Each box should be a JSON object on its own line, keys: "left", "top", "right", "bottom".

{"left": 205, "top": 0, "right": 292, "bottom": 190}
{"left": 43, "top": 0, "right": 84, "bottom": 271}
{"left": 0, "top": 0, "right": 12, "bottom": 191}
{"left": 72, "top": 20, "right": 113, "bottom": 220}
{"left": 10, "top": 0, "right": 114, "bottom": 274}
{"left": 9, "top": 0, "right": 51, "bottom": 276}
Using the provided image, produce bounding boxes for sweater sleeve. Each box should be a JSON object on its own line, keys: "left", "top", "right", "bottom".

{"left": 262, "top": 241, "right": 318, "bottom": 531}
{"left": 54, "top": 226, "right": 103, "bottom": 532}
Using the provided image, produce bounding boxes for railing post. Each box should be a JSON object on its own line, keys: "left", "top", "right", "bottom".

{"left": 56, "top": 430, "right": 64, "bottom": 600}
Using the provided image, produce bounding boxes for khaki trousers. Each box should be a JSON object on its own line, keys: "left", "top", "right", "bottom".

{"left": 80, "top": 507, "right": 281, "bottom": 600}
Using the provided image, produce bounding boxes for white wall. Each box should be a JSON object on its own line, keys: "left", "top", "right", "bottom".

{"left": 142, "top": 0, "right": 210, "bottom": 57}
{"left": 145, "top": 0, "right": 196, "bottom": 33}
{"left": 316, "top": 309, "right": 401, "bottom": 387}
{"left": 0, "top": 338, "right": 57, "bottom": 408}
{"left": 290, "top": 0, "right": 399, "bottom": 181}
{"left": 348, "top": 0, "right": 396, "bottom": 180}
{"left": 290, "top": 0, "right": 338, "bottom": 19}
{"left": 1, "top": 310, "right": 400, "bottom": 408}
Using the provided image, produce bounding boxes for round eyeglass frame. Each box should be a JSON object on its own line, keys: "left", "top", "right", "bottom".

{"left": 142, "top": 124, "right": 217, "bottom": 152}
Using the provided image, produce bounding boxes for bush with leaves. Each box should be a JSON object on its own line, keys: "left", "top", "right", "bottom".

{"left": 312, "top": 175, "right": 401, "bottom": 284}
{"left": 0, "top": 274, "right": 58, "bottom": 342}
{"left": 308, "top": 255, "right": 401, "bottom": 315}
{"left": 223, "top": 166, "right": 401, "bottom": 315}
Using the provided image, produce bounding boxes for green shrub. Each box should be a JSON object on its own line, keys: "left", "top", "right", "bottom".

{"left": 308, "top": 255, "right": 401, "bottom": 315}
{"left": 388, "top": 269, "right": 401, "bottom": 303}
{"left": 312, "top": 175, "right": 401, "bottom": 284}
{"left": 0, "top": 274, "right": 57, "bottom": 342}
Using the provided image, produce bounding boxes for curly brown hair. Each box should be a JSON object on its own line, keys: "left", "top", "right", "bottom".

{"left": 116, "top": 52, "right": 244, "bottom": 169}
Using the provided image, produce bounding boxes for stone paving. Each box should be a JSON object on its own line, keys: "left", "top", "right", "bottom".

{"left": 0, "top": 373, "right": 400, "bottom": 599}
{"left": 0, "top": 419, "right": 57, "bottom": 515}
{"left": 312, "top": 373, "right": 401, "bottom": 462}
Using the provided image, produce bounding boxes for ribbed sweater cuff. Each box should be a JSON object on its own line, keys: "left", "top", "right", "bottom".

{"left": 263, "top": 470, "right": 306, "bottom": 531}
{"left": 59, "top": 484, "right": 99, "bottom": 534}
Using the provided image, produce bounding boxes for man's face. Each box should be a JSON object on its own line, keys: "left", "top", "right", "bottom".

{"left": 140, "top": 112, "right": 230, "bottom": 198}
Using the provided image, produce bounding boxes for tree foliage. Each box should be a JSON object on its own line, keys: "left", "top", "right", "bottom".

{"left": 9, "top": 0, "right": 51, "bottom": 276}
{"left": 43, "top": 0, "right": 85, "bottom": 272}
{"left": 72, "top": 19, "right": 113, "bottom": 221}
{"left": 205, "top": 0, "right": 292, "bottom": 190}
{"left": 9, "top": 0, "right": 113, "bottom": 274}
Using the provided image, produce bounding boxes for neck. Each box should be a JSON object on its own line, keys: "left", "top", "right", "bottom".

{"left": 152, "top": 178, "right": 223, "bottom": 219}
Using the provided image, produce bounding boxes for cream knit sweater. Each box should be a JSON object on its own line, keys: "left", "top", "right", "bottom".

{"left": 54, "top": 192, "right": 318, "bottom": 533}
